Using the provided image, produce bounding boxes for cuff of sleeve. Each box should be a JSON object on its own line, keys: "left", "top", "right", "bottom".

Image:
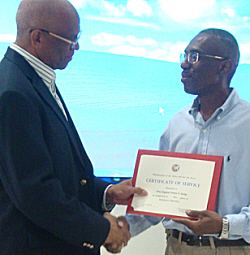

{"left": 226, "top": 213, "right": 247, "bottom": 237}
{"left": 102, "top": 184, "right": 115, "bottom": 211}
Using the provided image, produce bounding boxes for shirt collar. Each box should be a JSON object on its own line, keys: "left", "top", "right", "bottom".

{"left": 9, "top": 44, "right": 68, "bottom": 120}
{"left": 10, "top": 43, "right": 56, "bottom": 92}
{"left": 189, "top": 88, "right": 240, "bottom": 119}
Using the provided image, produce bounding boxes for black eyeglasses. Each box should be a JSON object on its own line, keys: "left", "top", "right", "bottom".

{"left": 30, "top": 28, "right": 82, "bottom": 49}
{"left": 180, "top": 52, "right": 225, "bottom": 64}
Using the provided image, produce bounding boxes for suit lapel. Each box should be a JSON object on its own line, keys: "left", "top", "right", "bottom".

{"left": 5, "top": 48, "right": 90, "bottom": 172}
{"left": 56, "top": 87, "right": 93, "bottom": 172}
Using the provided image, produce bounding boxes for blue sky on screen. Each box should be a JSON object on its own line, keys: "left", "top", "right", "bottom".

{"left": 1, "top": 0, "right": 250, "bottom": 63}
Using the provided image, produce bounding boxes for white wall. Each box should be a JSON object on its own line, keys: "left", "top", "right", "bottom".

{"left": 101, "top": 205, "right": 166, "bottom": 255}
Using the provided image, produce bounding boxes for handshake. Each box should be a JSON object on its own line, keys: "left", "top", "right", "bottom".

{"left": 103, "top": 212, "right": 131, "bottom": 254}
{"left": 102, "top": 179, "right": 148, "bottom": 253}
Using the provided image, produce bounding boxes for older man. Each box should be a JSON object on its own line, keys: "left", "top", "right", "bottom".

{"left": 0, "top": 0, "right": 147, "bottom": 254}
{"left": 127, "top": 28, "right": 250, "bottom": 255}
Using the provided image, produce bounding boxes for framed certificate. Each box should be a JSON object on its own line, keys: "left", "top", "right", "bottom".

{"left": 126, "top": 149, "right": 223, "bottom": 218}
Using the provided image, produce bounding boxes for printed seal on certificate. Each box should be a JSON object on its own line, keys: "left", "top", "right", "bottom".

{"left": 126, "top": 149, "right": 223, "bottom": 219}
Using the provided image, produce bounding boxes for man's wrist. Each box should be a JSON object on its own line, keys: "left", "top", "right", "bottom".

{"left": 102, "top": 185, "right": 115, "bottom": 211}
{"left": 105, "top": 184, "right": 114, "bottom": 203}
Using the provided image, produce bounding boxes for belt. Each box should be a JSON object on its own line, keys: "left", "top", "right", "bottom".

{"left": 171, "top": 229, "right": 250, "bottom": 247}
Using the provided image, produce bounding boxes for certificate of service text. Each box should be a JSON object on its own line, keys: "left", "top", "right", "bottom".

{"left": 127, "top": 150, "right": 223, "bottom": 218}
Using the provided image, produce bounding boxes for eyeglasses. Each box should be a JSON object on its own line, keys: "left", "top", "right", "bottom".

{"left": 180, "top": 52, "right": 225, "bottom": 64}
{"left": 31, "top": 28, "right": 81, "bottom": 49}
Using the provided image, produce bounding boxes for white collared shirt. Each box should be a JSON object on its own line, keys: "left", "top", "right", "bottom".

{"left": 127, "top": 89, "right": 250, "bottom": 242}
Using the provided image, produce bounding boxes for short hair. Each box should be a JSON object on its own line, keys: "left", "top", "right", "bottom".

{"left": 199, "top": 28, "right": 240, "bottom": 82}
{"left": 199, "top": 28, "right": 240, "bottom": 66}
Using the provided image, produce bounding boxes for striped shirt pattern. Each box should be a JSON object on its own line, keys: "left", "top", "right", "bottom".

{"left": 10, "top": 43, "right": 68, "bottom": 120}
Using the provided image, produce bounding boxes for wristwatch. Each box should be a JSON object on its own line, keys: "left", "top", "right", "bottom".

{"left": 218, "top": 217, "right": 229, "bottom": 239}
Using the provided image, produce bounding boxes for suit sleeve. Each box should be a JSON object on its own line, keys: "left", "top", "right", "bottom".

{"left": 0, "top": 89, "right": 110, "bottom": 252}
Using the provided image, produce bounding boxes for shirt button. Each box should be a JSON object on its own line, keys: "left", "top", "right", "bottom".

{"left": 217, "top": 116, "right": 221, "bottom": 120}
{"left": 203, "top": 129, "right": 207, "bottom": 133}
{"left": 80, "top": 179, "right": 87, "bottom": 186}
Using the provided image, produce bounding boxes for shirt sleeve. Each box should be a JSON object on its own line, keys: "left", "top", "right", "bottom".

{"left": 126, "top": 214, "right": 163, "bottom": 237}
{"left": 102, "top": 184, "right": 115, "bottom": 211}
{"left": 159, "top": 122, "right": 170, "bottom": 151}
{"left": 226, "top": 207, "right": 250, "bottom": 242}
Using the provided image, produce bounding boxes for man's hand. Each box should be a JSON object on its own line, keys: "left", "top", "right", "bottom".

{"left": 172, "top": 210, "right": 223, "bottom": 236}
{"left": 106, "top": 179, "right": 147, "bottom": 205}
{"left": 103, "top": 212, "right": 131, "bottom": 253}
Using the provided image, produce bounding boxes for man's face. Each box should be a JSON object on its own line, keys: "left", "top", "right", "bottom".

{"left": 180, "top": 33, "right": 224, "bottom": 96}
{"left": 37, "top": 10, "right": 81, "bottom": 70}
{"left": 40, "top": 28, "right": 80, "bottom": 70}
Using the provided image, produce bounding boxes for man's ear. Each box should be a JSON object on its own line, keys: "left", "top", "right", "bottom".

{"left": 219, "top": 59, "right": 233, "bottom": 75}
{"left": 30, "top": 29, "right": 43, "bottom": 48}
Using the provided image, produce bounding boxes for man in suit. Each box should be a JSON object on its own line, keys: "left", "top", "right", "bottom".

{"left": 0, "top": 0, "right": 147, "bottom": 254}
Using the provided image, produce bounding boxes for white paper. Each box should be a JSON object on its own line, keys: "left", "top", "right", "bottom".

{"left": 131, "top": 155, "right": 215, "bottom": 217}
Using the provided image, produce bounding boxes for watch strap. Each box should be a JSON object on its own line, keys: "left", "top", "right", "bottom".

{"left": 218, "top": 217, "right": 229, "bottom": 239}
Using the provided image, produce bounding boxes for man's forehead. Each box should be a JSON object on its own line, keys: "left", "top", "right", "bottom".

{"left": 185, "top": 33, "right": 216, "bottom": 53}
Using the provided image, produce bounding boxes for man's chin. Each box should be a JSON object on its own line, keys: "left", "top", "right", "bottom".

{"left": 183, "top": 85, "right": 196, "bottom": 95}
{"left": 56, "top": 61, "right": 70, "bottom": 70}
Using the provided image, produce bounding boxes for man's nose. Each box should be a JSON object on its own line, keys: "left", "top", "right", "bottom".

{"left": 72, "top": 42, "right": 80, "bottom": 50}
{"left": 181, "top": 58, "right": 191, "bottom": 69}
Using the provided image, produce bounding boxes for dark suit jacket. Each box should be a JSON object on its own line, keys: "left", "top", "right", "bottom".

{"left": 0, "top": 48, "right": 111, "bottom": 255}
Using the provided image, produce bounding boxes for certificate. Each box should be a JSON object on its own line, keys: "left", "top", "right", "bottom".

{"left": 126, "top": 150, "right": 223, "bottom": 218}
